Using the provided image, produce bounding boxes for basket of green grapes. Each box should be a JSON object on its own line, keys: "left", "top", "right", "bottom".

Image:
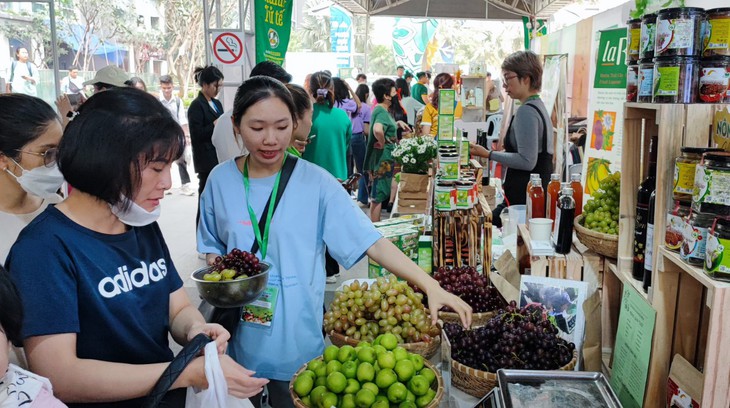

{"left": 574, "top": 172, "right": 620, "bottom": 259}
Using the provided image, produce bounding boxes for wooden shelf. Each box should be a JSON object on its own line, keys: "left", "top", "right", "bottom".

{"left": 606, "top": 259, "right": 649, "bottom": 303}
{"left": 624, "top": 102, "right": 663, "bottom": 110}
{"left": 461, "top": 75, "right": 486, "bottom": 79}
{"left": 658, "top": 246, "right": 730, "bottom": 292}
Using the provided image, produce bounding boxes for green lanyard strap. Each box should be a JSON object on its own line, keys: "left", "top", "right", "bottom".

{"left": 242, "top": 154, "right": 286, "bottom": 259}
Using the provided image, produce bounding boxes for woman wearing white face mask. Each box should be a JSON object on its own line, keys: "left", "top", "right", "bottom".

{"left": 6, "top": 88, "right": 267, "bottom": 408}
{"left": 0, "top": 94, "right": 65, "bottom": 265}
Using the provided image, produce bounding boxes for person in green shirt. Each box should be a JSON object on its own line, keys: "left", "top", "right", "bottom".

{"left": 364, "top": 78, "right": 411, "bottom": 222}
{"left": 411, "top": 71, "right": 429, "bottom": 105}
{"left": 302, "top": 72, "right": 352, "bottom": 181}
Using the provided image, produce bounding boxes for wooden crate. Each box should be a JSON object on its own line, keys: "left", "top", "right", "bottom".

{"left": 611, "top": 102, "right": 730, "bottom": 407}
{"left": 432, "top": 193, "right": 492, "bottom": 273}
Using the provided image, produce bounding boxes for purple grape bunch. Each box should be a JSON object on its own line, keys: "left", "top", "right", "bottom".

{"left": 444, "top": 301, "right": 575, "bottom": 373}
{"left": 212, "top": 248, "right": 262, "bottom": 278}
{"left": 433, "top": 266, "right": 507, "bottom": 313}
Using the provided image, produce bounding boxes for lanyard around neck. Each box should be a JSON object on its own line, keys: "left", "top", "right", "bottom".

{"left": 242, "top": 154, "right": 286, "bottom": 259}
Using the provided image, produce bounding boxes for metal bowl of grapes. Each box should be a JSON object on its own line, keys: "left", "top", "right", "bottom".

{"left": 191, "top": 249, "right": 270, "bottom": 308}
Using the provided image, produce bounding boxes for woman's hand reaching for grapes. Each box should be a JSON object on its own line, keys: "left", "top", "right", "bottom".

{"left": 423, "top": 281, "right": 472, "bottom": 328}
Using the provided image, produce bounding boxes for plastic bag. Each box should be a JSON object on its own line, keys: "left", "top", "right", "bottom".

{"left": 185, "top": 342, "right": 254, "bottom": 408}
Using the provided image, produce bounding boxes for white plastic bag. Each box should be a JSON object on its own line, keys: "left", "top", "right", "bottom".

{"left": 185, "top": 342, "right": 254, "bottom": 408}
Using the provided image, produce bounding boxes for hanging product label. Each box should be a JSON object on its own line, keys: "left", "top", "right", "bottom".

{"left": 680, "top": 221, "right": 708, "bottom": 263}
{"left": 665, "top": 213, "right": 685, "bottom": 251}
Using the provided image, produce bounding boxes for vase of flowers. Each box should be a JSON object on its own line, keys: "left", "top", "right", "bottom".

{"left": 393, "top": 136, "right": 437, "bottom": 199}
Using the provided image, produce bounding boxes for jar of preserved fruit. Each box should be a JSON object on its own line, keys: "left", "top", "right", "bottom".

{"left": 656, "top": 7, "right": 705, "bottom": 57}
{"left": 640, "top": 13, "right": 658, "bottom": 60}
{"left": 653, "top": 56, "right": 700, "bottom": 103}
{"left": 666, "top": 200, "right": 691, "bottom": 252}
{"left": 699, "top": 56, "right": 730, "bottom": 103}
{"left": 627, "top": 64, "right": 639, "bottom": 101}
{"left": 703, "top": 8, "right": 730, "bottom": 57}
{"left": 705, "top": 216, "right": 730, "bottom": 281}
{"left": 693, "top": 152, "right": 730, "bottom": 216}
{"left": 674, "top": 147, "right": 723, "bottom": 201}
{"left": 680, "top": 211, "right": 716, "bottom": 265}
{"left": 638, "top": 58, "right": 654, "bottom": 102}
{"left": 627, "top": 18, "right": 642, "bottom": 63}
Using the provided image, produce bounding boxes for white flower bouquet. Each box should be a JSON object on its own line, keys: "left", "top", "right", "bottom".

{"left": 392, "top": 136, "right": 437, "bottom": 174}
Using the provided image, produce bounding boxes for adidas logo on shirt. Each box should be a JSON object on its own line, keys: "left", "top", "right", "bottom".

{"left": 98, "top": 259, "right": 168, "bottom": 298}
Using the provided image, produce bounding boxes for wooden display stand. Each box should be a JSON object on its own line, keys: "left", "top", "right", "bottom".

{"left": 604, "top": 102, "right": 730, "bottom": 407}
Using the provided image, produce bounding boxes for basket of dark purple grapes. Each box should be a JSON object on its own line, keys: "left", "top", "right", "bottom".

{"left": 443, "top": 302, "right": 577, "bottom": 398}
{"left": 191, "top": 249, "right": 270, "bottom": 308}
{"left": 432, "top": 266, "right": 507, "bottom": 327}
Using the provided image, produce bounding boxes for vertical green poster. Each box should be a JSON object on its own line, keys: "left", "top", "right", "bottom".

{"left": 255, "top": 0, "right": 292, "bottom": 65}
{"left": 594, "top": 28, "right": 628, "bottom": 89}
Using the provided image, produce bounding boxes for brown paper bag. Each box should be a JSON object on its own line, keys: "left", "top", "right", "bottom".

{"left": 581, "top": 290, "right": 602, "bottom": 372}
{"left": 399, "top": 173, "right": 430, "bottom": 194}
{"left": 490, "top": 252, "right": 521, "bottom": 303}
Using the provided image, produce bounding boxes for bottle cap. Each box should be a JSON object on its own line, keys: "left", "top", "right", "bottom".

{"left": 570, "top": 173, "right": 581, "bottom": 181}
{"left": 551, "top": 173, "right": 560, "bottom": 181}
{"left": 561, "top": 187, "right": 574, "bottom": 195}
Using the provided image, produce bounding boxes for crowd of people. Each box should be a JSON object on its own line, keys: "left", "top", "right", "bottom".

{"left": 0, "top": 49, "right": 554, "bottom": 407}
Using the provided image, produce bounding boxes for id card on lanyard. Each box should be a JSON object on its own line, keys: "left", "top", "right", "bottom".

{"left": 240, "top": 155, "right": 285, "bottom": 329}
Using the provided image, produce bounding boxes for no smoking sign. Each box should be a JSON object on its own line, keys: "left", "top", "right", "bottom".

{"left": 213, "top": 32, "right": 244, "bottom": 65}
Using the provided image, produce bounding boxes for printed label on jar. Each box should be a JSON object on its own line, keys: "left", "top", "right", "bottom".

{"left": 629, "top": 28, "right": 641, "bottom": 56}
{"left": 656, "top": 18, "right": 694, "bottom": 52}
{"left": 435, "top": 188, "right": 454, "bottom": 211}
{"left": 705, "top": 18, "right": 730, "bottom": 50}
{"left": 456, "top": 188, "right": 470, "bottom": 209}
{"left": 680, "top": 222, "right": 708, "bottom": 261}
{"left": 655, "top": 66, "right": 680, "bottom": 96}
{"left": 641, "top": 22, "right": 656, "bottom": 56}
{"left": 699, "top": 67, "right": 730, "bottom": 103}
{"left": 665, "top": 213, "right": 684, "bottom": 251}
{"left": 441, "top": 162, "right": 459, "bottom": 180}
{"left": 705, "top": 233, "right": 729, "bottom": 273}
{"left": 693, "top": 165, "right": 730, "bottom": 206}
{"left": 639, "top": 68, "right": 654, "bottom": 96}
{"left": 674, "top": 161, "right": 698, "bottom": 195}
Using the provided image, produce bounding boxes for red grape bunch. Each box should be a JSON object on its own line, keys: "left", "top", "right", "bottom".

{"left": 433, "top": 266, "right": 507, "bottom": 313}
{"left": 203, "top": 248, "right": 262, "bottom": 281}
{"left": 444, "top": 301, "right": 575, "bottom": 373}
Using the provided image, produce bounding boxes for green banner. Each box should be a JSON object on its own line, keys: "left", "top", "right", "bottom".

{"left": 255, "top": 0, "right": 292, "bottom": 65}
{"left": 593, "top": 28, "right": 628, "bottom": 89}
{"left": 522, "top": 17, "right": 547, "bottom": 50}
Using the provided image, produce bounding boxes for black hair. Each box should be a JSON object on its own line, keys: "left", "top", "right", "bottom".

{"left": 416, "top": 71, "right": 426, "bottom": 80}
{"left": 250, "top": 61, "right": 292, "bottom": 84}
{"left": 356, "top": 73, "right": 367, "bottom": 81}
{"left": 404, "top": 71, "right": 413, "bottom": 80}
{"left": 0, "top": 94, "right": 60, "bottom": 161}
{"left": 355, "top": 84, "right": 369, "bottom": 105}
{"left": 125, "top": 76, "right": 147, "bottom": 91}
{"left": 502, "top": 50, "right": 543, "bottom": 91}
{"left": 395, "top": 78, "right": 410, "bottom": 99}
{"left": 58, "top": 88, "right": 184, "bottom": 210}
{"left": 309, "top": 71, "right": 334, "bottom": 109}
{"left": 372, "top": 78, "right": 395, "bottom": 104}
{"left": 333, "top": 77, "right": 357, "bottom": 117}
{"left": 159, "top": 74, "right": 173, "bottom": 84}
{"left": 232, "top": 76, "right": 296, "bottom": 128}
{"left": 396, "top": 65, "right": 404, "bottom": 70}
{"left": 285, "top": 83, "right": 312, "bottom": 121}
{"left": 94, "top": 82, "right": 118, "bottom": 91}
{"left": 69, "top": 65, "right": 79, "bottom": 71}
{"left": 0, "top": 265, "right": 23, "bottom": 345}
{"left": 193, "top": 65, "right": 224, "bottom": 87}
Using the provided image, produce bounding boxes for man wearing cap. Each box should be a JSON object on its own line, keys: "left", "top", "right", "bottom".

{"left": 83, "top": 65, "right": 129, "bottom": 92}
{"left": 411, "top": 72, "right": 429, "bottom": 105}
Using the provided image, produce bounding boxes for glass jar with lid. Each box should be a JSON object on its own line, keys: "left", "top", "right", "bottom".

{"left": 674, "top": 147, "right": 723, "bottom": 201}
{"left": 680, "top": 211, "right": 716, "bottom": 265}
{"left": 693, "top": 152, "right": 730, "bottom": 216}
{"left": 665, "top": 200, "right": 691, "bottom": 252}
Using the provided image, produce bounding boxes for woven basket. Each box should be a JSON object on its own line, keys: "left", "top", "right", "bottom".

{"left": 450, "top": 350, "right": 578, "bottom": 398}
{"left": 574, "top": 215, "right": 618, "bottom": 259}
{"left": 289, "top": 357, "right": 444, "bottom": 408}
{"left": 328, "top": 330, "right": 440, "bottom": 359}
{"left": 438, "top": 310, "right": 496, "bottom": 327}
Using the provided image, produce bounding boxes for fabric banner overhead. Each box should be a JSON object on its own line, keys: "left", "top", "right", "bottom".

{"left": 330, "top": 6, "right": 352, "bottom": 68}
{"left": 255, "top": 0, "right": 293, "bottom": 65}
{"left": 392, "top": 18, "right": 439, "bottom": 74}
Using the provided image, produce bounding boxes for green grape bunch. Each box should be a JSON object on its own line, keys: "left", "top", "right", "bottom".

{"left": 580, "top": 172, "right": 621, "bottom": 235}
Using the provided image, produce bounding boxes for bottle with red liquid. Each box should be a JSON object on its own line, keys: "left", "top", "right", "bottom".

{"left": 527, "top": 175, "right": 545, "bottom": 220}
{"left": 546, "top": 173, "right": 561, "bottom": 222}
{"left": 570, "top": 173, "right": 583, "bottom": 217}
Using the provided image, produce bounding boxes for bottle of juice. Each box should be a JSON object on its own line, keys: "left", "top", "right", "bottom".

{"left": 546, "top": 173, "right": 561, "bottom": 222}
{"left": 570, "top": 173, "right": 583, "bottom": 217}
{"left": 528, "top": 175, "right": 545, "bottom": 220}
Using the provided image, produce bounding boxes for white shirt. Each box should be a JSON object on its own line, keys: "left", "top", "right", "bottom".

{"left": 0, "top": 196, "right": 61, "bottom": 265}
{"left": 60, "top": 75, "right": 85, "bottom": 94}
{"left": 211, "top": 110, "right": 248, "bottom": 162}
{"left": 9, "top": 61, "right": 37, "bottom": 96}
{"left": 159, "top": 94, "right": 189, "bottom": 127}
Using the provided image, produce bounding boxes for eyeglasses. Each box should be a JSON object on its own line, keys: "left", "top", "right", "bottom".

{"left": 502, "top": 75, "right": 518, "bottom": 85}
{"left": 15, "top": 147, "right": 58, "bottom": 167}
